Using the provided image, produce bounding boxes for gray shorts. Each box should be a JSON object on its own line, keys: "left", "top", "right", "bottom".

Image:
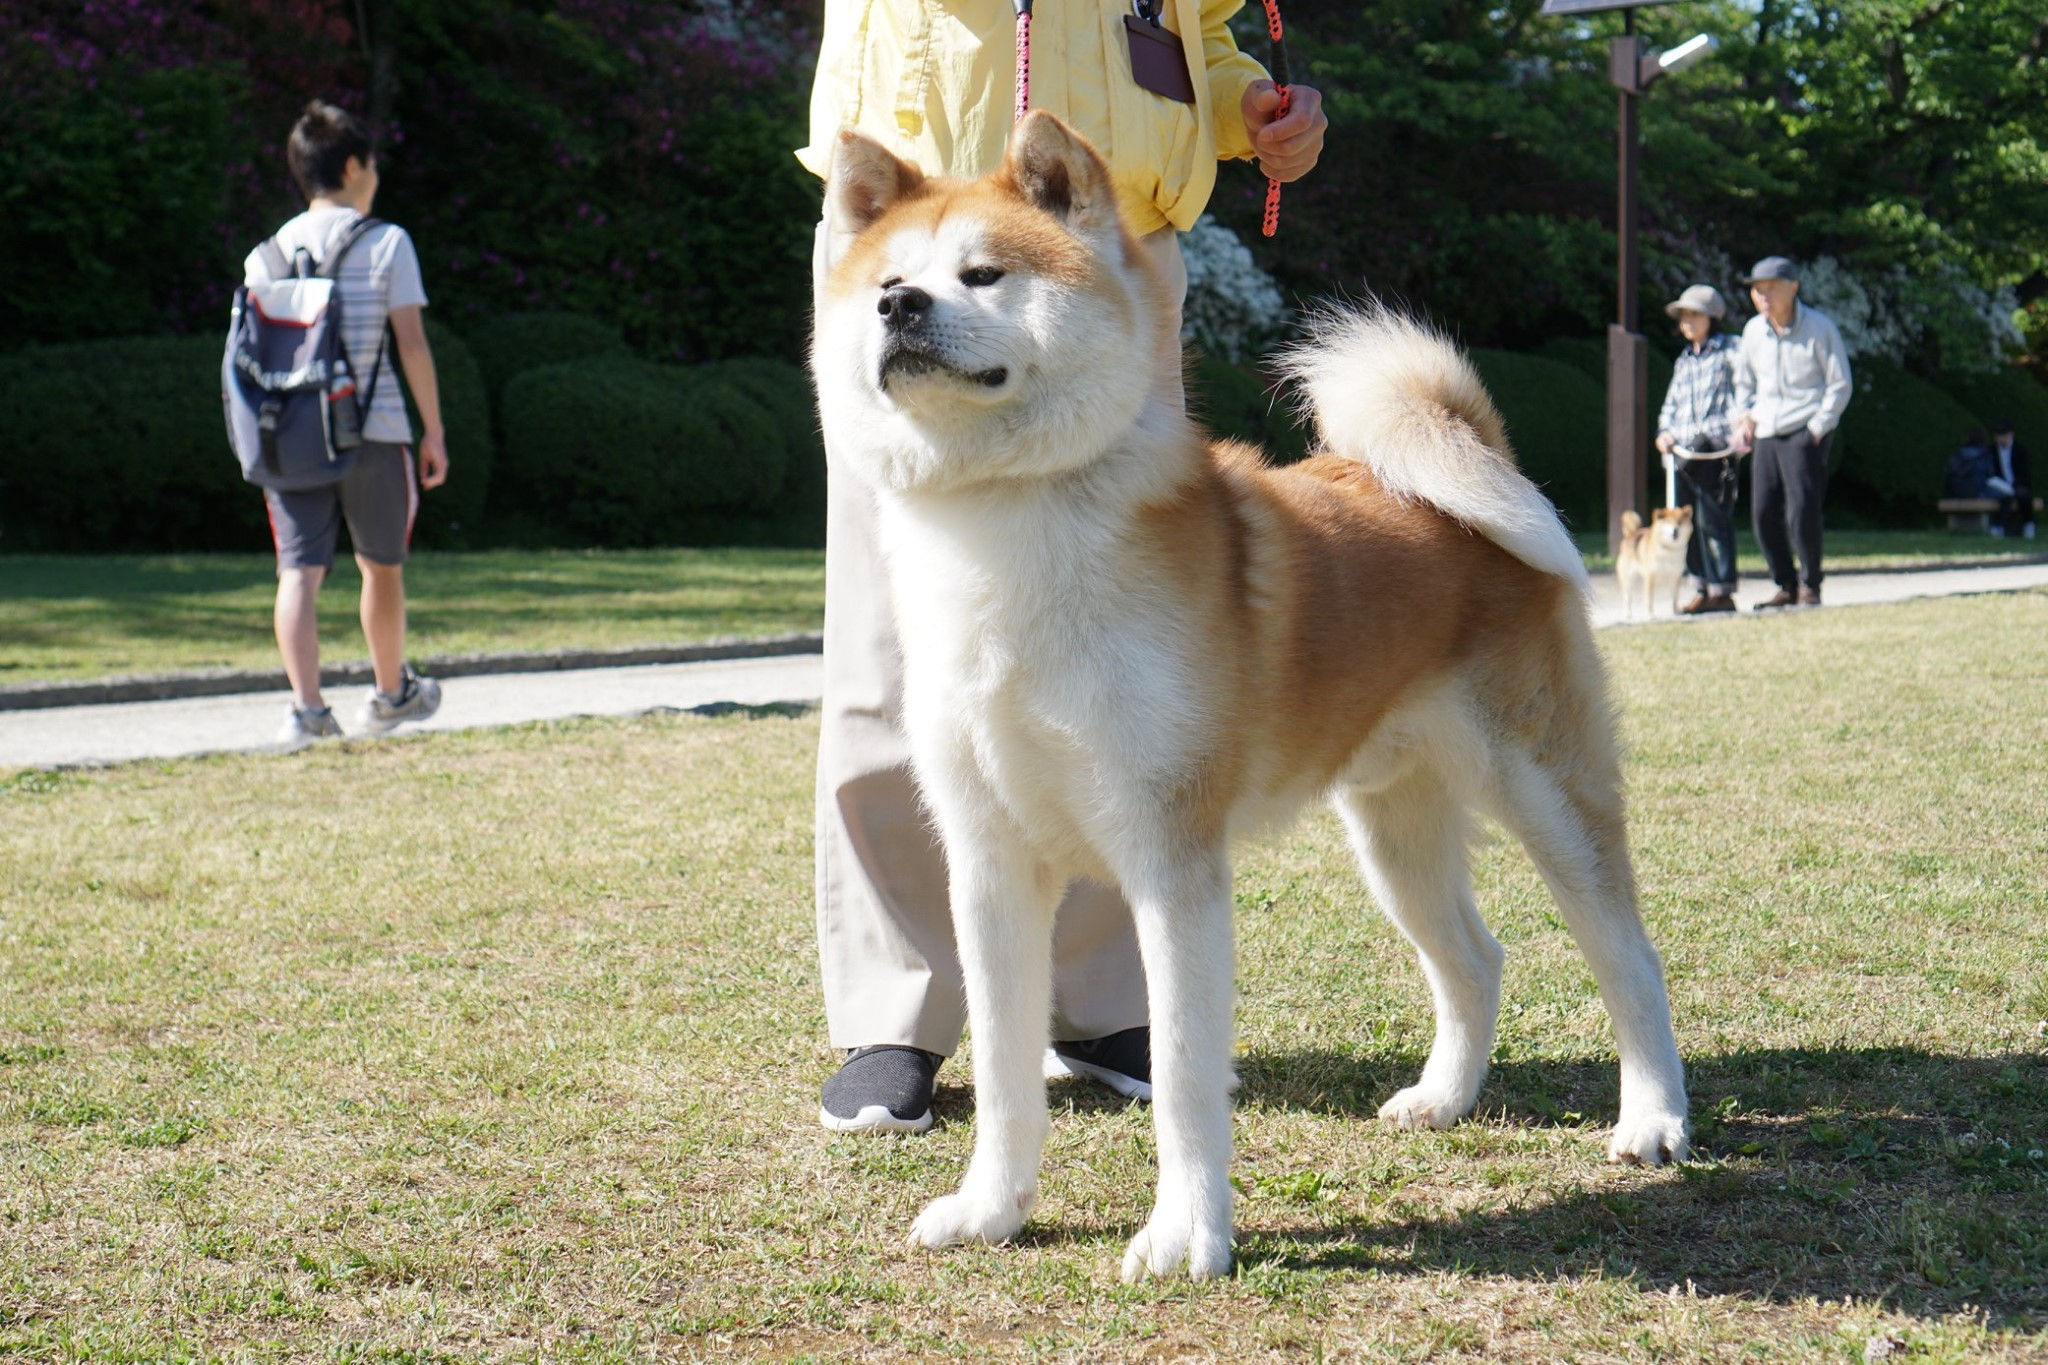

{"left": 264, "top": 442, "right": 417, "bottom": 570}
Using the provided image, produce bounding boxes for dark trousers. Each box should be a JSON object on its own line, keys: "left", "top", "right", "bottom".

{"left": 1996, "top": 487, "right": 2034, "bottom": 537}
{"left": 1751, "top": 430, "right": 1831, "bottom": 592}
{"left": 1675, "top": 456, "right": 1740, "bottom": 593}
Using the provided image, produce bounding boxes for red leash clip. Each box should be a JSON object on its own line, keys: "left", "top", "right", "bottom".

{"left": 1259, "top": 0, "right": 1289, "bottom": 237}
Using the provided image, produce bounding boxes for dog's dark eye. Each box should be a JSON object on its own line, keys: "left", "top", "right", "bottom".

{"left": 960, "top": 266, "right": 1005, "bottom": 288}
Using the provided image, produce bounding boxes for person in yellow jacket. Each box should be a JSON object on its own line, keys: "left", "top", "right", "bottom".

{"left": 806, "top": 0, "right": 1327, "bottom": 1135}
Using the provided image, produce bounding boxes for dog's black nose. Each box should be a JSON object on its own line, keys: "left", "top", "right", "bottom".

{"left": 877, "top": 284, "right": 932, "bottom": 329}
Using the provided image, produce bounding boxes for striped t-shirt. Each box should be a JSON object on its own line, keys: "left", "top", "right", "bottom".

{"left": 243, "top": 207, "right": 427, "bottom": 445}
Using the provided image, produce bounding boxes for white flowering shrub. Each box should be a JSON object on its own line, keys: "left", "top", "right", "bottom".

{"left": 1801, "top": 255, "right": 2021, "bottom": 374}
{"left": 1179, "top": 214, "right": 1291, "bottom": 362}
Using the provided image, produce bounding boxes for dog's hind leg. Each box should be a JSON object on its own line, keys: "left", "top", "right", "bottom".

{"left": 1113, "top": 843, "right": 1236, "bottom": 1282}
{"left": 1334, "top": 765, "right": 1505, "bottom": 1132}
{"left": 1481, "top": 659, "right": 1689, "bottom": 1164}
{"left": 907, "top": 821, "right": 1063, "bottom": 1250}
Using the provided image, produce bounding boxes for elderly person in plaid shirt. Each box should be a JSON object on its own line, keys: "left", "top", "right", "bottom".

{"left": 1655, "top": 284, "right": 1742, "bottom": 614}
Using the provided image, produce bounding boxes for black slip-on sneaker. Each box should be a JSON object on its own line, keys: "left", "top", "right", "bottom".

{"left": 1044, "top": 1026, "right": 1152, "bottom": 1102}
{"left": 820, "top": 1045, "right": 941, "bottom": 1134}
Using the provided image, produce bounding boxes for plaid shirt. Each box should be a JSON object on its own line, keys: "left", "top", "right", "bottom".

{"left": 1656, "top": 333, "right": 1738, "bottom": 453}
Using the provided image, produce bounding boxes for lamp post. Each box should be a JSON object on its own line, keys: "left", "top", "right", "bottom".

{"left": 1540, "top": 1, "right": 1715, "bottom": 553}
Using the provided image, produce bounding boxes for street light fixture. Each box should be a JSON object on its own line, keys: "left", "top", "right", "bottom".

{"left": 1539, "top": 0, "right": 1717, "bottom": 553}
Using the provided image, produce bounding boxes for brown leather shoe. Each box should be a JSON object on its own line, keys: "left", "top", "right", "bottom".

{"left": 1797, "top": 586, "right": 1822, "bottom": 607}
{"left": 1678, "top": 593, "right": 1711, "bottom": 615}
{"left": 1752, "top": 589, "right": 1796, "bottom": 611}
{"left": 1703, "top": 594, "right": 1738, "bottom": 613}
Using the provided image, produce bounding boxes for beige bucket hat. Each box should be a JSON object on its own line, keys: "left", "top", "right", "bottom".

{"left": 1664, "top": 283, "right": 1727, "bottom": 320}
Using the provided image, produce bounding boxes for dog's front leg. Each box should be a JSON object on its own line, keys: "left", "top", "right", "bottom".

{"left": 907, "top": 819, "right": 1061, "bottom": 1251}
{"left": 1117, "top": 846, "right": 1236, "bottom": 1282}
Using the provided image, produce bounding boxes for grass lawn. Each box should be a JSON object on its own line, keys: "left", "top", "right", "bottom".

{"left": 4, "top": 530, "right": 2044, "bottom": 687}
{"left": 1570, "top": 526, "right": 2045, "bottom": 574}
{"left": 3, "top": 589, "right": 2045, "bottom": 1360}
{"left": 0, "top": 549, "right": 826, "bottom": 685}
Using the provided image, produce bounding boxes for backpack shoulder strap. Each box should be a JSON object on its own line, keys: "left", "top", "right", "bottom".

{"left": 318, "top": 216, "right": 386, "bottom": 279}
{"left": 252, "top": 238, "right": 291, "bottom": 285}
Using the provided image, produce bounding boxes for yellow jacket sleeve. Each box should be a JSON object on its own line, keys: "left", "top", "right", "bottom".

{"left": 1201, "top": 0, "right": 1270, "bottom": 162}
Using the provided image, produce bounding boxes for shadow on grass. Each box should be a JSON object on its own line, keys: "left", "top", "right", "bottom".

{"left": 920, "top": 1044, "right": 2045, "bottom": 1328}
{"left": 1235, "top": 1044, "right": 2048, "bottom": 1328}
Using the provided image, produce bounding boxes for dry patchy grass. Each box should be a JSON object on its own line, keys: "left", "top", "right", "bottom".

{"left": 3, "top": 591, "right": 2046, "bottom": 1361}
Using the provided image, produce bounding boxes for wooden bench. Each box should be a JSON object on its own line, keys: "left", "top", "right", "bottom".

{"left": 1937, "top": 496, "right": 2043, "bottom": 533}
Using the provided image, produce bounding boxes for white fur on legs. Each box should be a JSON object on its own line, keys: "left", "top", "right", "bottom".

{"left": 907, "top": 828, "right": 1061, "bottom": 1250}
{"left": 1115, "top": 847, "right": 1236, "bottom": 1281}
{"left": 1487, "top": 751, "right": 1690, "bottom": 1164}
{"left": 1334, "top": 771, "right": 1505, "bottom": 1132}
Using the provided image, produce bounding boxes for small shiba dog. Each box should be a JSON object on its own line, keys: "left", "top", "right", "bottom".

{"left": 813, "top": 111, "right": 1689, "bottom": 1282}
{"left": 1616, "top": 507, "right": 1695, "bottom": 619}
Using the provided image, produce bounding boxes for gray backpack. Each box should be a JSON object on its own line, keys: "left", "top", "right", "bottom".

{"left": 222, "top": 216, "right": 388, "bottom": 490}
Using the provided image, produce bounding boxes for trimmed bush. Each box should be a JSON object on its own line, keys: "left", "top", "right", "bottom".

{"left": 1468, "top": 349, "right": 1606, "bottom": 530}
{"left": 407, "top": 319, "right": 493, "bottom": 548}
{"left": 465, "top": 311, "right": 630, "bottom": 410}
{"left": 0, "top": 335, "right": 262, "bottom": 552}
{"left": 1189, "top": 353, "right": 1312, "bottom": 466}
{"left": 1831, "top": 360, "right": 1983, "bottom": 525}
{"left": 496, "top": 357, "right": 787, "bottom": 547}
{"left": 703, "top": 356, "right": 825, "bottom": 545}
{"left": 1934, "top": 367, "right": 2048, "bottom": 460}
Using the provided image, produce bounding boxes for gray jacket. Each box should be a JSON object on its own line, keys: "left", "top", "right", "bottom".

{"left": 1733, "top": 302, "right": 1853, "bottom": 441}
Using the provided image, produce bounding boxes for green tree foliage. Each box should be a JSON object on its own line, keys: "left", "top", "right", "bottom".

{"left": 1468, "top": 348, "right": 1606, "bottom": 530}
{"left": 1214, "top": 0, "right": 2048, "bottom": 365}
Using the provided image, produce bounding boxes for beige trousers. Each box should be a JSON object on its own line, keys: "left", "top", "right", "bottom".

{"left": 812, "top": 220, "right": 1188, "bottom": 1056}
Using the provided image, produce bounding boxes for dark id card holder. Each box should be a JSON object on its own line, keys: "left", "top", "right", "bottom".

{"left": 1125, "top": 14, "right": 1198, "bottom": 104}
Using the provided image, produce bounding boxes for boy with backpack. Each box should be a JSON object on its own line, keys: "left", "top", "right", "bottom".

{"left": 230, "top": 101, "right": 448, "bottom": 748}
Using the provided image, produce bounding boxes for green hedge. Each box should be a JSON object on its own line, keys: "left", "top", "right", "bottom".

{"left": 407, "top": 319, "right": 493, "bottom": 548}
{"left": 1832, "top": 360, "right": 1984, "bottom": 524}
{"left": 1469, "top": 349, "right": 1606, "bottom": 531}
{"left": 1535, "top": 334, "right": 1675, "bottom": 418}
{"left": 465, "top": 311, "right": 631, "bottom": 411}
{"left": 1189, "top": 354, "right": 1312, "bottom": 466}
{"left": 702, "top": 356, "right": 825, "bottom": 546}
{"left": 0, "top": 324, "right": 490, "bottom": 553}
{"left": 1934, "top": 368, "right": 2048, "bottom": 461}
{"left": 0, "top": 335, "right": 261, "bottom": 552}
{"left": 496, "top": 357, "right": 800, "bottom": 547}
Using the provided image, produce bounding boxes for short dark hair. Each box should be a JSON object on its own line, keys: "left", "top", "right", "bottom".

{"left": 1992, "top": 418, "right": 2015, "bottom": 436}
{"left": 287, "top": 101, "right": 374, "bottom": 198}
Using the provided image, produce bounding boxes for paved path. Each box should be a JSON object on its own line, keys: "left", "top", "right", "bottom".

{"left": 6, "top": 562, "right": 2045, "bottom": 771}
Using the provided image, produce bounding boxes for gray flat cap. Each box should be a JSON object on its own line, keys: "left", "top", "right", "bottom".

{"left": 1743, "top": 256, "right": 1800, "bottom": 284}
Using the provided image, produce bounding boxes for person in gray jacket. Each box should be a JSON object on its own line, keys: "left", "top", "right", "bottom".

{"left": 1732, "top": 256, "right": 1853, "bottom": 609}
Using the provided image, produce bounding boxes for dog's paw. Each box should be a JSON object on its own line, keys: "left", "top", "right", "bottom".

{"left": 1607, "top": 1110, "right": 1690, "bottom": 1166}
{"left": 1377, "top": 1083, "right": 1470, "bottom": 1131}
{"left": 907, "top": 1187, "right": 1033, "bottom": 1249}
{"left": 1120, "top": 1209, "right": 1233, "bottom": 1283}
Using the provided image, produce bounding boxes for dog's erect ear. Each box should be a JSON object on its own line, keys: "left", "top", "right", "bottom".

{"left": 827, "top": 129, "right": 925, "bottom": 237}
{"left": 1000, "top": 111, "right": 1120, "bottom": 236}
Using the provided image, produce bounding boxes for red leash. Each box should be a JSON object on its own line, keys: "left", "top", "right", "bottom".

{"left": 1013, "top": 0, "right": 1033, "bottom": 121}
{"left": 1258, "top": 0, "right": 1289, "bottom": 237}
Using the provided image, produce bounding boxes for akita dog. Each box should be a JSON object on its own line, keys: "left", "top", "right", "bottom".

{"left": 813, "top": 112, "right": 1689, "bottom": 1282}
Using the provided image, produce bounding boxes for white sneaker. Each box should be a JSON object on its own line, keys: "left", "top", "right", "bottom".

{"left": 358, "top": 666, "right": 442, "bottom": 738}
{"left": 276, "top": 704, "right": 344, "bottom": 752}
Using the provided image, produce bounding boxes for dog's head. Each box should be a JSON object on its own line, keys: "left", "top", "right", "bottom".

{"left": 1651, "top": 506, "right": 1695, "bottom": 545}
{"left": 813, "top": 113, "right": 1169, "bottom": 494}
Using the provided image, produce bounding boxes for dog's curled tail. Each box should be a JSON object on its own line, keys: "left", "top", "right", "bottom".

{"left": 1621, "top": 509, "right": 1643, "bottom": 536}
{"left": 1277, "top": 304, "right": 1587, "bottom": 587}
